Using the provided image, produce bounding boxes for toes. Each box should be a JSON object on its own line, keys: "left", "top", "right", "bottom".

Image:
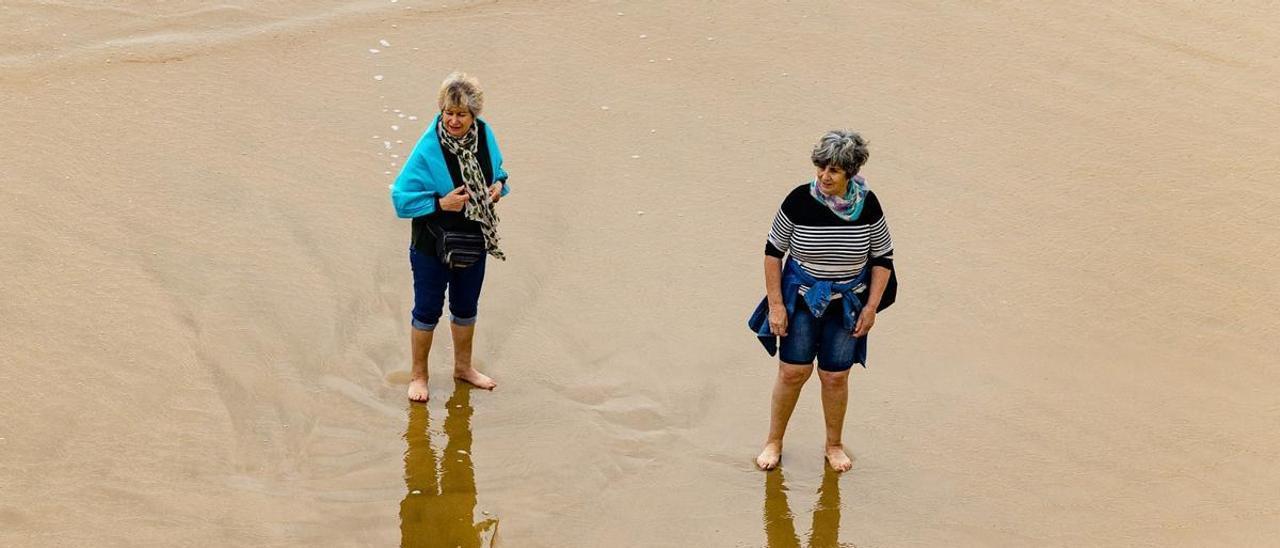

{"left": 458, "top": 372, "right": 496, "bottom": 390}
{"left": 407, "top": 387, "right": 429, "bottom": 402}
{"left": 826, "top": 454, "right": 852, "bottom": 472}
{"left": 755, "top": 453, "right": 779, "bottom": 470}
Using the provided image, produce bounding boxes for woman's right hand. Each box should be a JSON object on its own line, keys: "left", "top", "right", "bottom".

{"left": 439, "top": 187, "right": 468, "bottom": 212}
{"left": 768, "top": 304, "right": 788, "bottom": 337}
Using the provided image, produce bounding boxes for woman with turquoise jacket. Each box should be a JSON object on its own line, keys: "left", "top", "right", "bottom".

{"left": 391, "top": 72, "right": 509, "bottom": 402}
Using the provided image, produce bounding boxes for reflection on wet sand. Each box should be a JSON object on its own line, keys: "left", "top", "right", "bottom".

{"left": 400, "top": 386, "right": 498, "bottom": 547}
{"left": 764, "top": 468, "right": 848, "bottom": 548}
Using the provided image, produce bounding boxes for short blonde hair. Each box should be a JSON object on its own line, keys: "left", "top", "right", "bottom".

{"left": 437, "top": 71, "right": 484, "bottom": 115}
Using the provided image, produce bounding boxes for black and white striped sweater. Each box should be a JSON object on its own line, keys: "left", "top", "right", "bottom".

{"left": 765, "top": 184, "right": 894, "bottom": 290}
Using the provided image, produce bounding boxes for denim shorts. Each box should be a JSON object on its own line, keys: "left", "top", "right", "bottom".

{"left": 409, "top": 246, "right": 486, "bottom": 331}
{"left": 778, "top": 298, "right": 859, "bottom": 372}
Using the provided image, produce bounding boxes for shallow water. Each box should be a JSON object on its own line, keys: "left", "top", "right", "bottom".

{"left": 2, "top": 1, "right": 1279, "bottom": 546}
{"left": 763, "top": 468, "right": 844, "bottom": 548}
{"left": 401, "top": 386, "right": 497, "bottom": 547}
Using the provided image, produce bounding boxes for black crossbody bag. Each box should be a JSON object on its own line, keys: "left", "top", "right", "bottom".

{"left": 425, "top": 223, "right": 486, "bottom": 269}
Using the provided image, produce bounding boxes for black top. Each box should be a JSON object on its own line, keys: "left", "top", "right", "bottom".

{"left": 411, "top": 119, "right": 498, "bottom": 253}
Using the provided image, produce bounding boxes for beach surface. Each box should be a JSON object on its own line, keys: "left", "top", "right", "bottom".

{"left": 2, "top": 1, "right": 1279, "bottom": 546}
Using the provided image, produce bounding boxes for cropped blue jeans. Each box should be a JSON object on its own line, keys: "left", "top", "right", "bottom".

{"left": 409, "top": 247, "right": 486, "bottom": 331}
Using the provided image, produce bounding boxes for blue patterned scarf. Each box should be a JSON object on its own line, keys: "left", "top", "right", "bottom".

{"left": 809, "top": 175, "right": 868, "bottom": 221}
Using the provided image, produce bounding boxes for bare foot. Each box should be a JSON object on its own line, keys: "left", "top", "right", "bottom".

{"left": 407, "top": 378, "right": 429, "bottom": 402}
{"left": 825, "top": 445, "right": 853, "bottom": 472}
{"left": 455, "top": 368, "right": 496, "bottom": 390}
{"left": 756, "top": 441, "right": 782, "bottom": 470}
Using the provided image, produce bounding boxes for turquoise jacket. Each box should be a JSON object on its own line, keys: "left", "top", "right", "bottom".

{"left": 390, "top": 114, "right": 510, "bottom": 218}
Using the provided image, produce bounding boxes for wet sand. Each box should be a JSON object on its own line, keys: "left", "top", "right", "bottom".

{"left": 2, "top": 1, "right": 1279, "bottom": 546}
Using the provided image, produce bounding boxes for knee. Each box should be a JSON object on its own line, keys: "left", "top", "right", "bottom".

{"left": 446, "top": 288, "right": 483, "bottom": 322}
{"left": 778, "top": 366, "right": 812, "bottom": 386}
{"left": 818, "top": 370, "right": 850, "bottom": 389}
{"left": 411, "top": 317, "right": 438, "bottom": 331}
{"left": 412, "top": 281, "right": 448, "bottom": 323}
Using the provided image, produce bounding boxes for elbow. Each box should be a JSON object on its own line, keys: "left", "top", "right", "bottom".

{"left": 869, "top": 257, "right": 894, "bottom": 271}
{"left": 869, "top": 248, "right": 894, "bottom": 270}
{"left": 391, "top": 193, "right": 427, "bottom": 218}
{"left": 390, "top": 194, "right": 411, "bottom": 218}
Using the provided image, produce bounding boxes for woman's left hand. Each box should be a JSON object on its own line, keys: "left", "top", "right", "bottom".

{"left": 853, "top": 307, "right": 876, "bottom": 338}
{"left": 488, "top": 183, "right": 502, "bottom": 203}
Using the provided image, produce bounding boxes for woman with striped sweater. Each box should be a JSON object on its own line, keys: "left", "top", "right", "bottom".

{"left": 750, "top": 130, "right": 895, "bottom": 472}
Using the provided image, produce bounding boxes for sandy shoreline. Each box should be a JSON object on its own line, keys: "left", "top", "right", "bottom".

{"left": 3, "top": 1, "right": 1278, "bottom": 546}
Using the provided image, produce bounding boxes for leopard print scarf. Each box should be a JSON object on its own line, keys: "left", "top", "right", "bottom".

{"left": 438, "top": 121, "right": 505, "bottom": 260}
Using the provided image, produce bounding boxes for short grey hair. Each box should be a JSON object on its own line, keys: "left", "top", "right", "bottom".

{"left": 810, "top": 130, "right": 869, "bottom": 176}
{"left": 437, "top": 71, "right": 484, "bottom": 115}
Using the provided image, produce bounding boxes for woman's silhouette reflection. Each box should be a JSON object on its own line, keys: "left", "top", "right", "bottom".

{"left": 763, "top": 467, "right": 848, "bottom": 548}
{"left": 400, "top": 385, "right": 498, "bottom": 547}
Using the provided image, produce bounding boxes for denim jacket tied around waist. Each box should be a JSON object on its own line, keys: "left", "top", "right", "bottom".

{"left": 747, "top": 259, "right": 871, "bottom": 366}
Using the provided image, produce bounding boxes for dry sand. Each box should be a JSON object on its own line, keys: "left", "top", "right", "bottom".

{"left": 2, "top": 1, "right": 1279, "bottom": 546}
